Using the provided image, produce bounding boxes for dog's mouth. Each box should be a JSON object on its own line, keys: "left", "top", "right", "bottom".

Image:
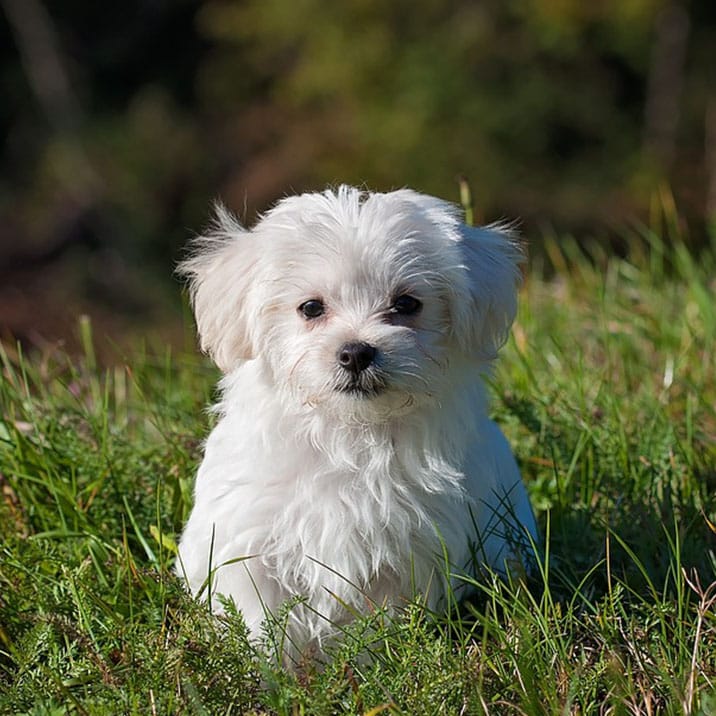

{"left": 335, "top": 375, "right": 387, "bottom": 399}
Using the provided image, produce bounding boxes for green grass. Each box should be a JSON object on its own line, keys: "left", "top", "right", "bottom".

{"left": 1, "top": 225, "right": 715, "bottom": 714}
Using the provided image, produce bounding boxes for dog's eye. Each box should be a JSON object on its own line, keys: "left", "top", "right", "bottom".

{"left": 299, "top": 299, "right": 325, "bottom": 319}
{"left": 392, "top": 295, "right": 422, "bottom": 315}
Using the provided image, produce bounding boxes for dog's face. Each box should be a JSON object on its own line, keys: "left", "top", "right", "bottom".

{"left": 181, "top": 187, "right": 521, "bottom": 421}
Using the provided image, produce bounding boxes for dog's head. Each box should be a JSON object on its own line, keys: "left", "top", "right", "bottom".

{"left": 180, "top": 187, "right": 522, "bottom": 421}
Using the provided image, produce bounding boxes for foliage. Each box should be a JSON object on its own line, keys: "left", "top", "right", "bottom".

{"left": 2, "top": 0, "right": 716, "bottom": 268}
{"left": 1, "top": 222, "right": 715, "bottom": 713}
{"left": 3, "top": 1, "right": 715, "bottom": 349}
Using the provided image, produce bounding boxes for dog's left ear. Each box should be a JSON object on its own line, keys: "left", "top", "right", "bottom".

{"left": 452, "top": 224, "right": 524, "bottom": 362}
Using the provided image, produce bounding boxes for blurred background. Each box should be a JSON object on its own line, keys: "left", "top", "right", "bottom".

{"left": 1, "top": 0, "right": 714, "bottom": 356}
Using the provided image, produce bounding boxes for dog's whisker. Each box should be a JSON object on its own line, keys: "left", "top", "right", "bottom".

{"left": 288, "top": 348, "right": 311, "bottom": 383}
{"left": 415, "top": 344, "right": 446, "bottom": 370}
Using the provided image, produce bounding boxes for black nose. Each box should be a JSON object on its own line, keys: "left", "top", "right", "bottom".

{"left": 337, "top": 342, "right": 376, "bottom": 375}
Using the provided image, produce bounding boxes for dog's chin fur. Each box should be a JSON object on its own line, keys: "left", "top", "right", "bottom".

{"left": 176, "top": 186, "right": 538, "bottom": 662}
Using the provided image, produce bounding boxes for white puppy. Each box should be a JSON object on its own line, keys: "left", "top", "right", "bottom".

{"left": 176, "top": 186, "right": 537, "bottom": 659}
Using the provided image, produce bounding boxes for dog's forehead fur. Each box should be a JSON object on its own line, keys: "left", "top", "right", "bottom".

{"left": 247, "top": 187, "right": 467, "bottom": 313}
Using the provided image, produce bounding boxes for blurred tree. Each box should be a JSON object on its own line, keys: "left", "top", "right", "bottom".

{"left": 0, "top": 0, "right": 714, "bottom": 348}
{"left": 191, "top": 0, "right": 713, "bottom": 234}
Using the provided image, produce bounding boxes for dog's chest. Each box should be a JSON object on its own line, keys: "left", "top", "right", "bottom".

{"left": 203, "top": 406, "right": 470, "bottom": 600}
{"left": 260, "top": 437, "right": 465, "bottom": 597}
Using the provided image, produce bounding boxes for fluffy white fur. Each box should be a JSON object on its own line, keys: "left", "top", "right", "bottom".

{"left": 176, "top": 186, "right": 537, "bottom": 660}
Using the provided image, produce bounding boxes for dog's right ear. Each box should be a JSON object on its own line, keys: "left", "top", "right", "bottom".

{"left": 178, "top": 204, "right": 261, "bottom": 372}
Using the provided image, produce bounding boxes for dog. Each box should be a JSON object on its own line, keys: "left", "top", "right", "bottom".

{"left": 175, "top": 186, "right": 537, "bottom": 660}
